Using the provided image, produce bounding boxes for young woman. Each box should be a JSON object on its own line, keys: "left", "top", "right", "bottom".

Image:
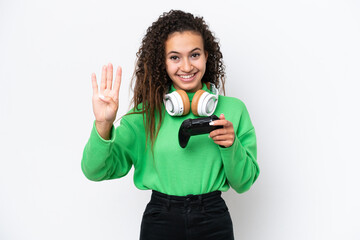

{"left": 82, "top": 10, "right": 259, "bottom": 240}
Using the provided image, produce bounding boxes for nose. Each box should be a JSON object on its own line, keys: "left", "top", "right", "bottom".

{"left": 181, "top": 58, "right": 193, "bottom": 72}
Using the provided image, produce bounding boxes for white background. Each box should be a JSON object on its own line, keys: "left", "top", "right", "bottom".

{"left": 1, "top": 0, "right": 359, "bottom": 239}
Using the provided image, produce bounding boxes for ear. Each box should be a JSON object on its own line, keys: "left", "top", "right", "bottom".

{"left": 205, "top": 51, "right": 209, "bottom": 61}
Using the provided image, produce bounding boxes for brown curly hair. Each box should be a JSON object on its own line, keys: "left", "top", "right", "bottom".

{"left": 130, "top": 10, "right": 226, "bottom": 147}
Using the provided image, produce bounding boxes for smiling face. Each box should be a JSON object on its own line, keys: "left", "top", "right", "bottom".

{"left": 165, "top": 31, "right": 208, "bottom": 93}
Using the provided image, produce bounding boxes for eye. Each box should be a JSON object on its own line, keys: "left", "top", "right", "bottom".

{"left": 169, "top": 56, "right": 179, "bottom": 61}
{"left": 191, "top": 53, "right": 200, "bottom": 58}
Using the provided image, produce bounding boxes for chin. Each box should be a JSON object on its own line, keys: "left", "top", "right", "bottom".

{"left": 182, "top": 84, "right": 201, "bottom": 92}
{"left": 180, "top": 80, "right": 203, "bottom": 91}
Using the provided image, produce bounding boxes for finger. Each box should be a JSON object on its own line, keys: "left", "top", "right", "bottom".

{"left": 210, "top": 113, "right": 227, "bottom": 126}
{"left": 91, "top": 73, "right": 99, "bottom": 96}
{"left": 113, "top": 66, "right": 122, "bottom": 97}
{"left": 210, "top": 119, "right": 228, "bottom": 127}
{"left": 209, "top": 128, "right": 227, "bottom": 138}
{"left": 106, "top": 63, "right": 113, "bottom": 90}
{"left": 211, "top": 134, "right": 233, "bottom": 142}
{"left": 212, "top": 134, "right": 233, "bottom": 142}
{"left": 100, "top": 65, "right": 107, "bottom": 92}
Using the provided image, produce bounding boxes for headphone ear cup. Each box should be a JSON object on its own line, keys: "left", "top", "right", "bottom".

{"left": 164, "top": 90, "right": 190, "bottom": 116}
{"left": 191, "top": 90, "right": 206, "bottom": 116}
{"left": 177, "top": 90, "right": 190, "bottom": 115}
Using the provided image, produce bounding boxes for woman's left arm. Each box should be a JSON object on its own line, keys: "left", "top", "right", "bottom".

{"left": 210, "top": 113, "right": 260, "bottom": 193}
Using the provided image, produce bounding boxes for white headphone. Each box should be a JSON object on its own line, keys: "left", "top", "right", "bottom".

{"left": 164, "top": 83, "right": 219, "bottom": 116}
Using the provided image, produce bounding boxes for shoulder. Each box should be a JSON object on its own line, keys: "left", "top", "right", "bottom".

{"left": 218, "top": 95, "right": 248, "bottom": 113}
{"left": 219, "top": 95, "right": 243, "bottom": 103}
{"left": 119, "top": 104, "right": 145, "bottom": 130}
{"left": 216, "top": 95, "right": 253, "bottom": 132}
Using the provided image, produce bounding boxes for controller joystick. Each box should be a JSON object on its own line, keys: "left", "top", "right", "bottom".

{"left": 178, "top": 115, "right": 223, "bottom": 148}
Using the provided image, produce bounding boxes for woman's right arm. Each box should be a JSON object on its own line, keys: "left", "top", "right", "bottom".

{"left": 81, "top": 63, "right": 133, "bottom": 181}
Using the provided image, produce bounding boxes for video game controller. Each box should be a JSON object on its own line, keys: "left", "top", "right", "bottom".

{"left": 178, "top": 115, "right": 223, "bottom": 148}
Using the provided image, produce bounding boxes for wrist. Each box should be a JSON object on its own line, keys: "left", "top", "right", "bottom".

{"left": 95, "top": 120, "right": 113, "bottom": 140}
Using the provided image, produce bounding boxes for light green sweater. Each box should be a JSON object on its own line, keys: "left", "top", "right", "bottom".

{"left": 82, "top": 84, "right": 259, "bottom": 196}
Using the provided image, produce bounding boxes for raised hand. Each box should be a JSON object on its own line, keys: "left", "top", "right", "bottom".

{"left": 91, "top": 63, "right": 122, "bottom": 139}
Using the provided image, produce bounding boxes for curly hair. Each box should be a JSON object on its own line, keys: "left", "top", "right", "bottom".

{"left": 130, "top": 10, "right": 226, "bottom": 147}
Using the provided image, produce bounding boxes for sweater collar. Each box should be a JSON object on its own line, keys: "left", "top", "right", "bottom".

{"left": 169, "top": 83, "right": 211, "bottom": 102}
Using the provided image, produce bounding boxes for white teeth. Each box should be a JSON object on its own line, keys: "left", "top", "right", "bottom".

{"left": 179, "top": 74, "right": 194, "bottom": 79}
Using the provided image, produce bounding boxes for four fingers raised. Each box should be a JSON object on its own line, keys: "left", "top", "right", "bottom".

{"left": 92, "top": 64, "right": 122, "bottom": 98}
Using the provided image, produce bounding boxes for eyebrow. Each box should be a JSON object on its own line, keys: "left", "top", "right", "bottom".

{"left": 166, "top": 47, "right": 202, "bottom": 56}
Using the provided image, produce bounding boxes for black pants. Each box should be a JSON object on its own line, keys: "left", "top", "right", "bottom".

{"left": 140, "top": 190, "right": 234, "bottom": 240}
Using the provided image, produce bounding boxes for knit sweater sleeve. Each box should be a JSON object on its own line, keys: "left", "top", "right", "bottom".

{"left": 81, "top": 117, "right": 136, "bottom": 181}
{"left": 219, "top": 100, "right": 259, "bottom": 193}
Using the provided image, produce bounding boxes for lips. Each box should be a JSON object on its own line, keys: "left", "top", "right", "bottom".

{"left": 178, "top": 72, "right": 197, "bottom": 82}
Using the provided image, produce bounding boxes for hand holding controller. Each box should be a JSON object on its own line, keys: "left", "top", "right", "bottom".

{"left": 178, "top": 115, "right": 223, "bottom": 148}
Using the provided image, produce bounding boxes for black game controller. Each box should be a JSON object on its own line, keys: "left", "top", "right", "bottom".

{"left": 178, "top": 115, "right": 223, "bottom": 148}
